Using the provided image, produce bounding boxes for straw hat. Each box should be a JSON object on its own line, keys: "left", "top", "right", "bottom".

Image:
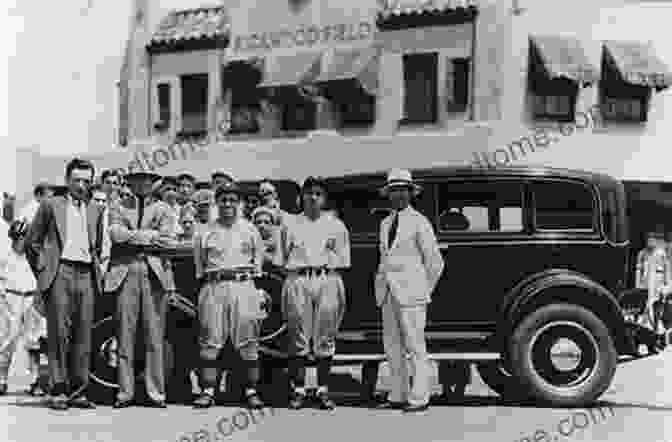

{"left": 380, "top": 169, "right": 422, "bottom": 196}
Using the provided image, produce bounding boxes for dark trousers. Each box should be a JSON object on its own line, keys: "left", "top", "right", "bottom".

{"left": 116, "top": 260, "right": 167, "bottom": 402}
{"left": 46, "top": 261, "right": 95, "bottom": 396}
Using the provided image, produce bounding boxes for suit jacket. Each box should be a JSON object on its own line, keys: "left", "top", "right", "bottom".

{"left": 375, "top": 206, "right": 444, "bottom": 307}
{"left": 24, "top": 196, "right": 104, "bottom": 294}
{"left": 104, "top": 200, "right": 178, "bottom": 293}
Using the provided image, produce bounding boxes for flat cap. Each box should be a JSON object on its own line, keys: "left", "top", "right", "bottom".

{"left": 214, "top": 181, "right": 243, "bottom": 200}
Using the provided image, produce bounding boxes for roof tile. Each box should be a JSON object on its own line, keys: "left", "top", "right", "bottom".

{"left": 150, "top": 6, "right": 230, "bottom": 46}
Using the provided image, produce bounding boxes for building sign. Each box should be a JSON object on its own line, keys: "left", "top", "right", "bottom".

{"left": 233, "top": 21, "right": 374, "bottom": 53}
{"left": 229, "top": 0, "right": 379, "bottom": 57}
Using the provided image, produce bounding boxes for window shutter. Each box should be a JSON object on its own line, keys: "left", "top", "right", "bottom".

{"left": 472, "top": 2, "right": 506, "bottom": 122}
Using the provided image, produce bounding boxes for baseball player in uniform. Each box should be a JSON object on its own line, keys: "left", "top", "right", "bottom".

{"left": 192, "top": 182, "right": 268, "bottom": 409}
{"left": 282, "top": 176, "right": 350, "bottom": 410}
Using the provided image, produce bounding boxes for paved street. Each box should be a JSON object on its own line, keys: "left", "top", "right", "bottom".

{"left": 2, "top": 348, "right": 672, "bottom": 442}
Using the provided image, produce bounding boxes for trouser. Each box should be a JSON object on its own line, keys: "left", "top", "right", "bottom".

{"left": 0, "top": 290, "right": 47, "bottom": 388}
{"left": 382, "top": 293, "right": 431, "bottom": 407}
{"left": 46, "top": 261, "right": 95, "bottom": 397}
{"left": 116, "top": 260, "right": 168, "bottom": 402}
{"left": 198, "top": 279, "right": 266, "bottom": 395}
{"left": 282, "top": 272, "right": 345, "bottom": 392}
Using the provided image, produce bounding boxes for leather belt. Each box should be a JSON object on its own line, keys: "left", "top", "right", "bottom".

{"left": 60, "top": 259, "right": 93, "bottom": 268}
{"left": 291, "top": 267, "right": 329, "bottom": 278}
{"left": 204, "top": 269, "right": 256, "bottom": 283}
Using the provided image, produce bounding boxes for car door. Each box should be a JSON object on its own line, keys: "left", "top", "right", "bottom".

{"left": 429, "top": 177, "right": 531, "bottom": 328}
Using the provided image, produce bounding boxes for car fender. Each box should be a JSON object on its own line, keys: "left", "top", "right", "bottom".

{"left": 496, "top": 269, "right": 626, "bottom": 353}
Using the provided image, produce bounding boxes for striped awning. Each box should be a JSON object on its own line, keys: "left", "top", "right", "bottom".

{"left": 315, "top": 47, "right": 381, "bottom": 95}
{"left": 257, "top": 52, "right": 322, "bottom": 88}
{"left": 149, "top": 7, "right": 230, "bottom": 46}
{"left": 530, "top": 35, "right": 599, "bottom": 85}
{"left": 603, "top": 40, "right": 672, "bottom": 89}
{"left": 378, "top": 0, "right": 479, "bottom": 18}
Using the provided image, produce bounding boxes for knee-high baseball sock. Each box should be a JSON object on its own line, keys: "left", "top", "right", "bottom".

{"left": 245, "top": 360, "right": 260, "bottom": 394}
{"left": 316, "top": 356, "right": 333, "bottom": 393}
{"left": 288, "top": 356, "right": 305, "bottom": 393}
{"left": 200, "top": 365, "right": 219, "bottom": 397}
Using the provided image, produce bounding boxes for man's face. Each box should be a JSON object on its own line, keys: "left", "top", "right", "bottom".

{"left": 92, "top": 191, "right": 107, "bottom": 208}
{"left": 647, "top": 236, "right": 659, "bottom": 249}
{"left": 102, "top": 175, "right": 121, "bottom": 196}
{"left": 181, "top": 217, "right": 195, "bottom": 237}
{"left": 388, "top": 187, "right": 412, "bottom": 210}
{"left": 179, "top": 180, "right": 195, "bottom": 199}
{"left": 254, "top": 213, "right": 274, "bottom": 238}
{"left": 67, "top": 168, "right": 93, "bottom": 201}
{"left": 260, "top": 190, "right": 277, "bottom": 206}
{"left": 217, "top": 192, "right": 239, "bottom": 219}
{"left": 302, "top": 186, "right": 326, "bottom": 213}
{"left": 162, "top": 187, "right": 179, "bottom": 206}
{"left": 37, "top": 189, "right": 54, "bottom": 203}
{"left": 195, "top": 203, "right": 211, "bottom": 222}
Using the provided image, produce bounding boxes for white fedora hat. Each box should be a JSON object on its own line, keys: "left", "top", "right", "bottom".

{"left": 380, "top": 169, "right": 422, "bottom": 195}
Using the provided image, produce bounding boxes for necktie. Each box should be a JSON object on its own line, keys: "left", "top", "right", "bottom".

{"left": 388, "top": 211, "right": 398, "bottom": 249}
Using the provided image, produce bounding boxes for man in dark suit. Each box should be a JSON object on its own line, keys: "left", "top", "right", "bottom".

{"left": 25, "top": 158, "right": 104, "bottom": 410}
{"left": 105, "top": 172, "right": 180, "bottom": 409}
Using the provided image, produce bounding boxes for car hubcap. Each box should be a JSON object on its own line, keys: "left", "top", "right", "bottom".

{"left": 528, "top": 321, "right": 599, "bottom": 393}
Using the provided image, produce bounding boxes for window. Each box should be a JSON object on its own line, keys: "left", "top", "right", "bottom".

{"left": 157, "top": 84, "right": 171, "bottom": 128}
{"left": 281, "top": 87, "right": 317, "bottom": 132}
{"left": 600, "top": 90, "right": 650, "bottom": 122}
{"left": 330, "top": 187, "right": 390, "bottom": 236}
{"left": 403, "top": 53, "right": 438, "bottom": 124}
{"left": 180, "top": 74, "right": 209, "bottom": 135}
{"left": 445, "top": 57, "right": 470, "bottom": 114}
{"left": 437, "top": 181, "right": 524, "bottom": 233}
{"left": 321, "top": 81, "right": 376, "bottom": 128}
{"left": 532, "top": 181, "right": 595, "bottom": 231}
{"left": 528, "top": 78, "right": 578, "bottom": 122}
{"left": 599, "top": 48, "right": 652, "bottom": 123}
{"left": 224, "top": 61, "right": 263, "bottom": 135}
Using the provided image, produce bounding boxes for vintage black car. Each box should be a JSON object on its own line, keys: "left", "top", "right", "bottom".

{"left": 89, "top": 166, "right": 657, "bottom": 407}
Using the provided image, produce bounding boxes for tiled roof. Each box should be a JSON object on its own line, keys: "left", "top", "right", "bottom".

{"left": 378, "top": 0, "right": 479, "bottom": 18}
{"left": 149, "top": 6, "right": 230, "bottom": 46}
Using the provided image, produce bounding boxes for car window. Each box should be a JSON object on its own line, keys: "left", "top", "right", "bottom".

{"left": 330, "top": 187, "right": 390, "bottom": 236}
{"left": 532, "top": 181, "right": 595, "bottom": 231}
{"left": 437, "top": 181, "right": 524, "bottom": 233}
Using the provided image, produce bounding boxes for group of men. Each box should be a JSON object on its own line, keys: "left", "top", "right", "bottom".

{"left": 1, "top": 158, "right": 446, "bottom": 414}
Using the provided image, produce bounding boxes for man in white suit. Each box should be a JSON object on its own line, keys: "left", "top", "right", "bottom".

{"left": 375, "top": 169, "right": 444, "bottom": 412}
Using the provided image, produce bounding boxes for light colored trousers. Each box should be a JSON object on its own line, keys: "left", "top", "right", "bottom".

{"left": 0, "top": 291, "right": 44, "bottom": 384}
{"left": 282, "top": 273, "right": 346, "bottom": 358}
{"left": 382, "top": 293, "right": 431, "bottom": 407}
{"left": 116, "top": 261, "right": 167, "bottom": 403}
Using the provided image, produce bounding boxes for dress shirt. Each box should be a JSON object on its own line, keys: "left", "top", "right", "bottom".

{"left": 61, "top": 196, "right": 91, "bottom": 263}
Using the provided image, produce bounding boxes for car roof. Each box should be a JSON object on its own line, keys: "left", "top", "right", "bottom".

{"left": 324, "top": 165, "right": 621, "bottom": 190}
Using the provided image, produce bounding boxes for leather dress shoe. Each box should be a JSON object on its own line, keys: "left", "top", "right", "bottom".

{"left": 375, "top": 401, "right": 405, "bottom": 410}
{"left": 193, "top": 393, "right": 215, "bottom": 409}
{"left": 49, "top": 394, "right": 70, "bottom": 410}
{"left": 403, "top": 403, "right": 429, "bottom": 413}
{"left": 68, "top": 396, "right": 96, "bottom": 409}
{"left": 113, "top": 399, "right": 133, "bottom": 409}
{"left": 28, "top": 382, "right": 46, "bottom": 397}
{"left": 288, "top": 392, "right": 306, "bottom": 410}
{"left": 0, "top": 383, "right": 7, "bottom": 396}
{"left": 315, "top": 392, "right": 335, "bottom": 410}
{"left": 245, "top": 392, "right": 265, "bottom": 410}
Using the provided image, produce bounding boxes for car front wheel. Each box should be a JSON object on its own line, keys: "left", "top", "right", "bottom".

{"left": 510, "top": 303, "right": 617, "bottom": 407}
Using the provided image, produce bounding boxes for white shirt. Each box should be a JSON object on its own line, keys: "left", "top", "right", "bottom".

{"left": 61, "top": 196, "right": 91, "bottom": 263}
{"left": 284, "top": 213, "right": 350, "bottom": 269}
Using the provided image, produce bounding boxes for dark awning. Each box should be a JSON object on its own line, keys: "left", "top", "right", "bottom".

{"left": 257, "top": 52, "right": 322, "bottom": 88}
{"left": 314, "top": 47, "right": 381, "bottom": 95}
{"left": 603, "top": 40, "right": 672, "bottom": 89}
{"left": 529, "top": 35, "right": 598, "bottom": 85}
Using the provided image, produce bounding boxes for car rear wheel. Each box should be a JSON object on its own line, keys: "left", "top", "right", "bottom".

{"left": 476, "top": 360, "right": 525, "bottom": 400}
{"left": 510, "top": 303, "right": 617, "bottom": 407}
